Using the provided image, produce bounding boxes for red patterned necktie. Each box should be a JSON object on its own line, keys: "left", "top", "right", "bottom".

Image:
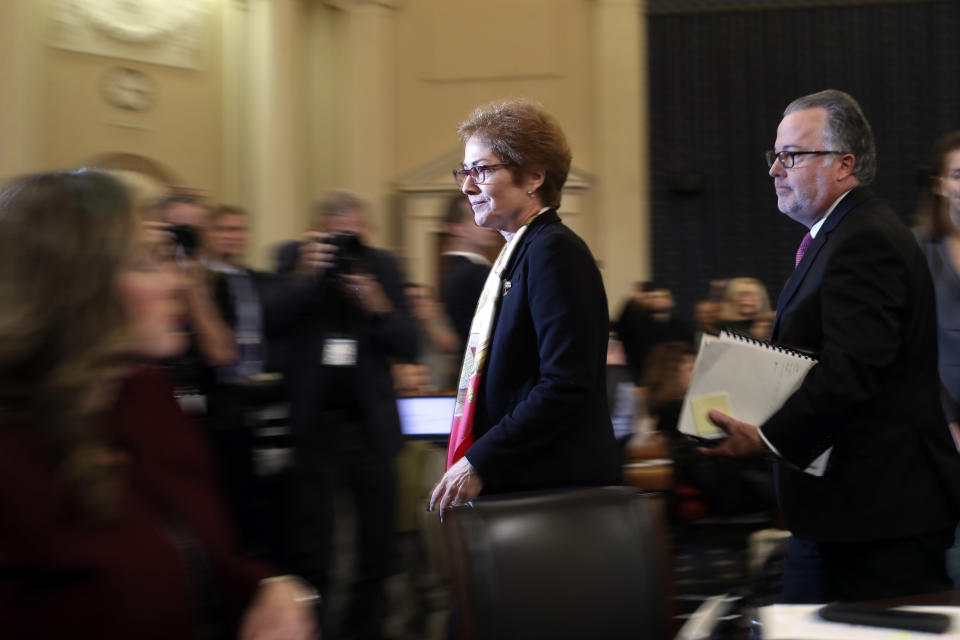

{"left": 795, "top": 232, "right": 813, "bottom": 268}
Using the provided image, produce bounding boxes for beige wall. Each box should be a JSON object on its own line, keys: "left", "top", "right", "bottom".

{"left": 392, "top": 0, "right": 596, "bottom": 181}
{"left": 0, "top": 0, "right": 649, "bottom": 308}
{"left": 0, "top": 0, "right": 45, "bottom": 177}
{"left": 0, "top": 1, "right": 226, "bottom": 198}
{"left": 43, "top": 45, "right": 225, "bottom": 194}
{"left": 305, "top": 1, "right": 339, "bottom": 199}
{"left": 385, "top": 0, "right": 648, "bottom": 307}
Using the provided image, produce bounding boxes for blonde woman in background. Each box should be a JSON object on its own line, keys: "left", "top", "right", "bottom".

{"left": 717, "top": 277, "right": 771, "bottom": 337}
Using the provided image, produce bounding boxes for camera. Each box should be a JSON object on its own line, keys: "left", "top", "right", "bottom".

{"left": 169, "top": 224, "right": 200, "bottom": 258}
{"left": 324, "top": 230, "right": 365, "bottom": 275}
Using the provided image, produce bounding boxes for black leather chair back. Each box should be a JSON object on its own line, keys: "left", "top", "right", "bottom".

{"left": 445, "top": 486, "right": 668, "bottom": 640}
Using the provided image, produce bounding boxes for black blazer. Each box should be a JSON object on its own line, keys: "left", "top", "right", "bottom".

{"left": 464, "top": 210, "right": 621, "bottom": 493}
{"left": 275, "top": 242, "right": 418, "bottom": 457}
{"left": 440, "top": 253, "right": 490, "bottom": 346}
{"left": 211, "top": 265, "right": 326, "bottom": 376}
{"left": 762, "top": 187, "right": 960, "bottom": 542}
{"left": 211, "top": 267, "right": 285, "bottom": 339}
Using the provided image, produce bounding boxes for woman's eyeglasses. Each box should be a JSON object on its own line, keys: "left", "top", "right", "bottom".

{"left": 452, "top": 163, "right": 513, "bottom": 187}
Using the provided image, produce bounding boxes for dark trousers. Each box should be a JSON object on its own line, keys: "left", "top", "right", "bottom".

{"left": 784, "top": 529, "right": 954, "bottom": 603}
{"left": 817, "top": 528, "right": 954, "bottom": 602}
{"left": 782, "top": 536, "right": 822, "bottom": 604}
{"left": 205, "top": 386, "right": 257, "bottom": 546}
{"left": 288, "top": 411, "right": 396, "bottom": 639}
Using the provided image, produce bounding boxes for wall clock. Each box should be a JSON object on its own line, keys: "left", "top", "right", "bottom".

{"left": 99, "top": 66, "right": 157, "bottom": 112}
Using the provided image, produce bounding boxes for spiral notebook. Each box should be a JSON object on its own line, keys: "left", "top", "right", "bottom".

{"left": 680, "top": 330, "right": 830, "bottom": 476}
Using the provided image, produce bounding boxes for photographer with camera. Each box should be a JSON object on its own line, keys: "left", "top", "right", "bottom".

{"left": 275, "top": 191, "right": 418, "bottom": 640}
{"left": 153, "top": 194, "right": 238, "bottom": 395}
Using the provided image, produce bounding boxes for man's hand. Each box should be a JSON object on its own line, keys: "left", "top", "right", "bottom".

{"left": 698, "top": 409, "right": 766, "bottom": 458}
{"left": 948, "top": 421, "right": 960, "bottom": 453}
{"left": 239, "top": 578, "right": 318, "bottom": 640}
{"left": 393, "top": 363, "right": 430, "bottom": 394}
{"left": 296, "top": 232, "right": 337, "bottom": 276}
{"left": 341, "top": 273, "right": 394, "bottom": 315}
{"left": 428, "top": 457, "right": 483, "bottom": 522}
{"left": 408, "top": 293, "right": 442, "bottom": 324}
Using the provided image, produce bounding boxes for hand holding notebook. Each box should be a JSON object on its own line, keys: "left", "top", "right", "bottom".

{"left": 680, "top": 330, "right": 831, "bottom": 476}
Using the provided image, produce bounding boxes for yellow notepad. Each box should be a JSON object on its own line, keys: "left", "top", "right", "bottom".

{"left": 688, "top": 392, "right": 731, "bottom": 437}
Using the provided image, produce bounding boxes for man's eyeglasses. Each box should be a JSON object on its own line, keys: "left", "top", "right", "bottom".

{"left": 452, "top": 163, "right": 513, "bottom": 187}
{"left": 765, "top": 150, "right": 846, "bottom": 169}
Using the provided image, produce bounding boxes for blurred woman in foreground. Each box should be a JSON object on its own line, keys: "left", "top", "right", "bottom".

{"left": 0, "top": 171, "right": 315, "bottom": 639}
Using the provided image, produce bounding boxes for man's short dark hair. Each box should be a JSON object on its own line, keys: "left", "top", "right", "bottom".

{"left": 155, "top": 194, "right": 206, "bottom": 210}
{"left": 784, "top": 89, "right": 876, "bottom": 186}
{"left": 147, "top": 193, "right": 210, "bottom": 224}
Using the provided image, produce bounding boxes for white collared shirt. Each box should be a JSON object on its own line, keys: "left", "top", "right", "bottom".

{"left": 441, "top": 251, "right": 491, "bottom": 267}
{"left": 809, "top": 189, "right": 853, "bottom": 238}
{"left": 203, "top": 258, "right": 245, "bottom": 275}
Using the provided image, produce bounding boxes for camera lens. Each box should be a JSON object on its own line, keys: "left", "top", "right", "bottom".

{"left": 169, "top": 224, "right": 198, "bottom": 257}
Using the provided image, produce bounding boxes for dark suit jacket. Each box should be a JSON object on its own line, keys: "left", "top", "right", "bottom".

{"left": 464, "top": 210, "right": 621, "bottom": 493}
{"left": 915, "top": 231, "right": 960, "bottom": 423}
{"left": 762, "top": 187, "right": 960, "bottom": 542}
{"left": 615, "top": 302, "right": 693, "bottom": 383}
{"left": 440, "top": 253, "right": 490, "bottom": 346}
{"left": 211, "top": 267, "right": 276, "bottom": 329}
{"left": 275, "top": 241, "right": 418, "bottom": 458}
{"left": 209, "top": 267, "right": 278, "bottom": 373}
{"left": 274, "top": 240, "right": 304, "bottom": 277}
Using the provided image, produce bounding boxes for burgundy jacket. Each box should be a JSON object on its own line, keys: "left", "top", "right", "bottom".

{"left": 0, "top": 367, "right": 273, "bottom": 638}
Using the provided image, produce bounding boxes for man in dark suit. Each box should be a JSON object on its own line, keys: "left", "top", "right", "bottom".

{"left": 439, "top": 193, "right": 500, "bottom": 346}
{"left": 704, "top": 90, "right": 960, "bottom": 602}
{"left": 200, "top": 205, "right": 279, "bottom": 556}
{"left": 616, "top": 281, "right": 693, "bottom": 383}
{"left": 277, "top": 191, "right": 418, "bottom": 639}
{"left": 204, "top": 205, "right": 273, "bottom": 379}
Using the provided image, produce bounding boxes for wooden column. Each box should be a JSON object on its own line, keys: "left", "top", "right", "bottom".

{"left": 227, "top": 0, "right": 310, "bottom": 269}
{"left": 325, "top": 0, "right": 404, "bottom": 249}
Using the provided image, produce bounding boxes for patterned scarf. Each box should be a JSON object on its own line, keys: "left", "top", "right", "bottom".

{"left": 446, "top": 212, "right": 541, "bottom": 470}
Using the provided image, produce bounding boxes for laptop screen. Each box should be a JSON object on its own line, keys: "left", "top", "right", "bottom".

{"left": 396, "top": 394, "right": 456, "bottom": 441}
